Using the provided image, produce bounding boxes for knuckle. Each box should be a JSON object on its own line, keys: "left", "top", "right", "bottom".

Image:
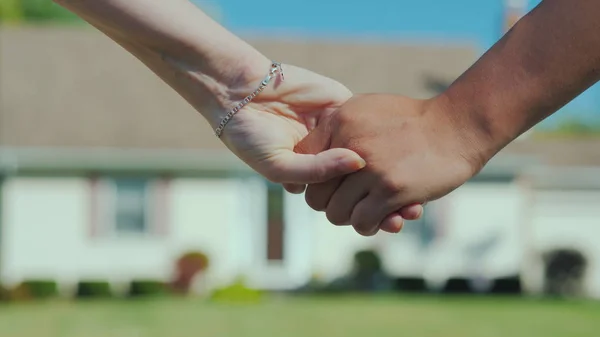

{"left": 380, "top": 177, "right": 405, "bottom": 196}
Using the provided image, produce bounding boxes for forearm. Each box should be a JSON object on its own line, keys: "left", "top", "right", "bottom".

{"left": 438, "top": 0, "right": 600, "bottom": 166}
{"left": 53, "top": 0, "right": 270, "bottom": 127}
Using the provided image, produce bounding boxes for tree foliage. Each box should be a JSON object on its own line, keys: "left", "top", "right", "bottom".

{"left": 535, "top": 118, "right": 600, "bottom": 138}
{"left": 0, "top": 0, "right": 81, "bottom": 23}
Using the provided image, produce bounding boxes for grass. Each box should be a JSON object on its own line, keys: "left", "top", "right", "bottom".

{"left": 0, "top": 294, "right": 599, "bottom": 337}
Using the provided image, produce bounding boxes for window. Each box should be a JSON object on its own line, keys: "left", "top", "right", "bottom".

{"left": 89, "top": 176, "right": 169, "bottom": 238}
{"left": 266, "top": 182, "right": 285, "bottom": 261}
{"left": 113, "top": 178, "right": 148, "bottom": 235}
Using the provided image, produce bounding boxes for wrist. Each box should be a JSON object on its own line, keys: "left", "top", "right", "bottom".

{"left": 428, "top": 92, "right": 512, "bottom": 176}
{"left": 200, "top": 49, "right": 272, "bottom": 128}
{"left": 161, "top": 43, "right": 271, "bottom": 129}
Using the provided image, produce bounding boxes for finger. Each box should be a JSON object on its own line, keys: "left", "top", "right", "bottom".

{"left": 294, "top": 117, "right": 333, "bottom": 155}
{"left": 347, "top": 194, "right": 383, "bottom": 237}
{"left": 305, "top": 177, "right": 344, "bottom": 211}
{"left": 379, "top": 214, "right": 405, "bottom": 234}
{"left": 352, "top": 210, "right": 381, "bottom": 237}
{"left": 325, "top": 173, "right": 372, "bottom": 226}
{"left": 398, "top": 203, "right": 424, "bottom": 220}
{"left": 268, "top": 148, "right": 366, "bottom": 184}
{"left": 379, "top": 203, "right": 422, "bottom": 233}
{"left": 351, "top": 193, "right": 403, "bottom": 236}
{"left": 283, "top": 183, "right": 306, "bottom": 194}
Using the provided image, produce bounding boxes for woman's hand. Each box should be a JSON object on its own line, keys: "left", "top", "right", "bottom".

{"left": 218, "top": 63, "right": 365, "bottom": 185}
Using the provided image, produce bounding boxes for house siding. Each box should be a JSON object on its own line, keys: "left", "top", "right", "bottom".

{"left": 237, "top": 178, "right": 315, "bottom": 290}
{"left": 282, "top": 179, "right": 530, "bottom": 285}
{"left": 0, "top": 176, "right": 247, "bottom": 292}
{"left": 421, "top": 181, "right": 526, "bottom": 288}
{"left": 527, "top": 190, "right": 600, "bottom": 299}
{"left": 310, "top": 210, "right": 379, "bottom": 283}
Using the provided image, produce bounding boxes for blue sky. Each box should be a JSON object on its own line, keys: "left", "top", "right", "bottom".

{"left": 194, "top": 0, "right": 600, "bottom": 128}
{"left": 196, "top": 0, "right": 506, "bottom": 47}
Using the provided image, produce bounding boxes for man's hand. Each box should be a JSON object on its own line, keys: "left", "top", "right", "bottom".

{"left": 295, "top": 94, "right": 485, "bottom": 236}
{"left": 291, "top": 0, "right": 600, "bottom": 237}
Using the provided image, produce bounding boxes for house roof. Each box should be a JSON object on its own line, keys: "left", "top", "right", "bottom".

{"left": 2, "top": 26, "right": 600, "bottom": 178}
{"left": 502, "top": 138, "right": 600, "bottom": 167}
{"left": 0, "top": 147, "right": 246, "bottom": 175}
{"left": 522, "top": 166, "right": 600, "bottom": 190}
{"left": 498, "top": 138, "right": 600, "bottom": 188}
{"left": 0, "top": 26, "right": 477, "bottom": 152}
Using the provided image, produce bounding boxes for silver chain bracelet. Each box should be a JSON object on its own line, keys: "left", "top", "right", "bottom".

{"left": 214, "top": 61, "right": 284, "bottom": 138}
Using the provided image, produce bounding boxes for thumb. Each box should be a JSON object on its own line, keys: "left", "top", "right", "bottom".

{"left": 265, "top": 114, "right": 365, "bottom": 184}
{"left": 267, "top": 149, "right": 366, "bottom": 184}
{"left": 294, "top": 118, "right": 332, "bottom": 156}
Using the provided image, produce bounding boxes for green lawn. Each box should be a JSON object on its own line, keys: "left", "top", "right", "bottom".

{"left": 0, "top": 295, "right": 599, "bottom": 337}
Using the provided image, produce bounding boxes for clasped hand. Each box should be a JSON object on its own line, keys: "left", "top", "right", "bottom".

{"left": 220, "top": 64, "right": 479, "bottom": 236}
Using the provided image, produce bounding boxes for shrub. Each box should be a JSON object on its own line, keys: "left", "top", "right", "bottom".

{"left": 170, "top": 251, "right": 210, "bottom": 295}
{"left": 19, "top": 280, "right": 58, "bottom": 299}
{"left": 544, "top": 249, "right": 587, "bottom": 297}
{"left": 20, "top": 0, "right": 82, "bottom": 22}
{"left": 490, "top": 276, "right": 522, "bottom": 295}
{"left": 442, "top": 278, "right": 472, "bottom": 294}
{"left": 349, "top": 250, "right": 392, "bottom": 292}
{"left": 394, "top": 277, "right": 427, "bottom": 293}
{"left": 210, "top": 277, "right": 262, "bottom": 303}
{"left": 353, "top": 250, "right": 382, "bottom": 273}
{"left": 6, "top": 283, "right": 32, "bottom": 302}
{"left": 127, "top": 279, "right": 168, "bottom": 298}
{"left": 0, "top": 0, "right": 23, "bottom": 23}
{"left": 75, "top": 280, "right": 112, "bottom": 299}
{"left": 297, "top": 251, "right": 392, "bottom": 294}
{"left": 0, "top": 284, "right": 10, "bottom": 302}
{"left": 293, "top": 274, "right": 332, "bottom": 294}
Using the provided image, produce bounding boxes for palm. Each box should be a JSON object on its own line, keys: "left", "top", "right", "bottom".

{"left": 218, "top": 64, "right": 354, "bottom": 183}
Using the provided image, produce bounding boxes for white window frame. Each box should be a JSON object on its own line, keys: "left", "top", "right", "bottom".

{"left": 95, "top": 177, "right": 159, "bottom": 239}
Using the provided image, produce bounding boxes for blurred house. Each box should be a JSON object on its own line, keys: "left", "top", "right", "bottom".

{"left": 503, "top": 0, "right": 528, "bottom": 32}
{"left": 1, "top": 26, "right": 599, "bottom": 298}
{"left": 409, "top": 140, "right": 600, "bottom": 299}
{"left": 503, "top": 139, "right": 600, "bottom": 298}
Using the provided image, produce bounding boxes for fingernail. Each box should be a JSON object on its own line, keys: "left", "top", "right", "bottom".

{"left": 342, "top": 156, "right": 366, "bottom": 170}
